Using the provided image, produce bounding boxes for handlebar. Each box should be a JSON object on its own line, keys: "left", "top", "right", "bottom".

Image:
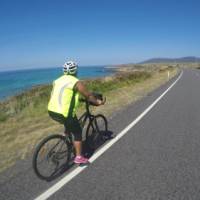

{"left": 79, "top": 93, "right": 106, "bottom": 106}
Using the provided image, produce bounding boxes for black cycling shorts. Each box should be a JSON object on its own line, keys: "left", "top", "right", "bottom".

{"left": 48, "top": 111, "right": 82, "bottom": 141}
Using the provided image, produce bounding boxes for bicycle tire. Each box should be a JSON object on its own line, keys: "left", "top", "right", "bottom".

{"left": 32, "top": 134, "right": 71, "bottom": 181}
{"left": 86, "top": 114, "right": 108, "bottom": 149}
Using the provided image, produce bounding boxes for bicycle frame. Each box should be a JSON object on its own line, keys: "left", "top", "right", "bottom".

{"left": 78, "top": 100, "right": 95, "bottom": 129}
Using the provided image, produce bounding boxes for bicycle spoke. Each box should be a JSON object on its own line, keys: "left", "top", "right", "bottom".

{"left": 86, "top": 114, "right": 108, "bottom": 150}
{"left": 33, "top": 135, "right": 70, "bottom": 180}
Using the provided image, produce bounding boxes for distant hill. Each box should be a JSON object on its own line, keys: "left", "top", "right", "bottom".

{"left": 141, "top": 57, "right": 200, "bottom": 64}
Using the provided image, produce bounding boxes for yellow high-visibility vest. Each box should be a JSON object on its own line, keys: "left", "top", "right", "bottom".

{"left": 48, "top": 75, "right": 79, "bottom": 117}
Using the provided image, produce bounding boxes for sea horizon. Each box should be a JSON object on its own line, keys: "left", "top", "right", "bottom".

{"left": 0, "top": 65, "right": 114, "bottom": 101}
{"left": 0, "top": 64, "right": 110, "bottom": 73}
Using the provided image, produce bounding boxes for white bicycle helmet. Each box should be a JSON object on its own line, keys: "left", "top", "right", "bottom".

{"left": 63, "top": 61, "right": 78, "bottom": 75}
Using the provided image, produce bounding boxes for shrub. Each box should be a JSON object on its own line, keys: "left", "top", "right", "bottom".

{"left": 0, "top": 71, "right": 151, "bottom": 123}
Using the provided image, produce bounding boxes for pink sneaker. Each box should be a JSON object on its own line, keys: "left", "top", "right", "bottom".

{"left": 74, "top": 155, "right": 89, "bottom": 164}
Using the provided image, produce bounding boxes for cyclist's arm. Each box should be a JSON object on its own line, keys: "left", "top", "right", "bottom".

{"left": 74, "top": 81, "right": 102, "bottom": 106}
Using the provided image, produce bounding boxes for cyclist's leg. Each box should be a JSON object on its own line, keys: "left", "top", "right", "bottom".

{"left": 64, "top": 116, "right": 82, "bottom": 155}
{"left": 48, "top": 111, "right": 87, "bottom": 163}
{"left": 64, "top": 116, "right": 88, "bottom": 163}
{"left": 72, "top": 116, "right": 83, "bottom": 156}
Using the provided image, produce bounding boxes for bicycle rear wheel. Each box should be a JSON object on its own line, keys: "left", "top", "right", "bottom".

{"left": 32, "top": 134, "right": 71, "bottom": 181}
{"left": 86, "top": 114, "right": 108, "bottom": 149}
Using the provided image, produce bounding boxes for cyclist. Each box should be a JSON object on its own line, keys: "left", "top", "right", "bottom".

{"left": 48, "top": 61, "right": 104, "bottom": 164}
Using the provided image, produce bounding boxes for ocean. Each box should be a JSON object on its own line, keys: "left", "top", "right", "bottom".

{"left": 0, "top": 66, "right": 113, "bottom": 101}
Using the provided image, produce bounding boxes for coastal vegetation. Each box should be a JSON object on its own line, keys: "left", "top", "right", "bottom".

{"left": 0, "top": 64, "right": 178, "bottom": 173}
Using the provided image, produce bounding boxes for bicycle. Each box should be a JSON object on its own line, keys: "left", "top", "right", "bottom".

{"left": 32, "top": 94, "right": 108, "bottom": 181}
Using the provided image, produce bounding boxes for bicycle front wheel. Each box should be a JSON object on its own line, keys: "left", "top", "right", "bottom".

{"left": 86, "top": 114, "right": 108, "bottom": 149}
{"left": 32, "top": 134, "right": 70, "bottom": 181}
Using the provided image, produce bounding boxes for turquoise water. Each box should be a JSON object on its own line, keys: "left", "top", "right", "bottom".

{"left": 0, "top": 66, "right": 113, "bottom": 100}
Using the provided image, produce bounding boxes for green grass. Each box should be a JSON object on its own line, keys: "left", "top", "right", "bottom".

{"left": 0, "top": 70, "right": 151, "bottom": 124}
{"left": 85, "top": 71, "right": 151, "bottom": 93}
{"left": 0, "top": 85, "right": 51, "bottom": 120}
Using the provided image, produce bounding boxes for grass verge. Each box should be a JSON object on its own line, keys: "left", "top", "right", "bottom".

{"left": 0, "top": 65, "right": 178, "bottom": 173}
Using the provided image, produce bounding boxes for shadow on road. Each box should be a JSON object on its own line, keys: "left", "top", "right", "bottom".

{"left": 83, "top": 130, "right": 114, "bottom": 158}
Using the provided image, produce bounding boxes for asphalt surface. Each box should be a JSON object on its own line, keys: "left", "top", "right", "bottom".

{"left": 1, "top": 68, "right": 200, "bottom": 200}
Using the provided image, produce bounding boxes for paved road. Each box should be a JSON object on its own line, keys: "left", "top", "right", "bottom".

{"left": 1, "top": 68, "right": 200, "bottom": 200}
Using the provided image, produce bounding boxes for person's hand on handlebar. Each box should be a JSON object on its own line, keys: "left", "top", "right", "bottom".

{"left": 96, "top": 97, "right": 106, "bottom": 106}
{"left": 75, "top": 81, "right": 106, "bottom": 106}
{"left": 87, "top": 94, "right": 106, "bottom": 106}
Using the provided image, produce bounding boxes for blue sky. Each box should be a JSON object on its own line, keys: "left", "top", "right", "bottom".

{"left": 0, "top": 0, "right": 200, "bottom": 70}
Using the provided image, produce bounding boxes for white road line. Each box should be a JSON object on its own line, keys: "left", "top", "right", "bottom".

{"left": 34, "top": 71, "right": 183, "bottom": 200}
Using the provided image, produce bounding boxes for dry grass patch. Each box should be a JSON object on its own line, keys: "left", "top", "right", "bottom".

{"left": 91, "top": 67, "right": 178, "bottom": 117}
